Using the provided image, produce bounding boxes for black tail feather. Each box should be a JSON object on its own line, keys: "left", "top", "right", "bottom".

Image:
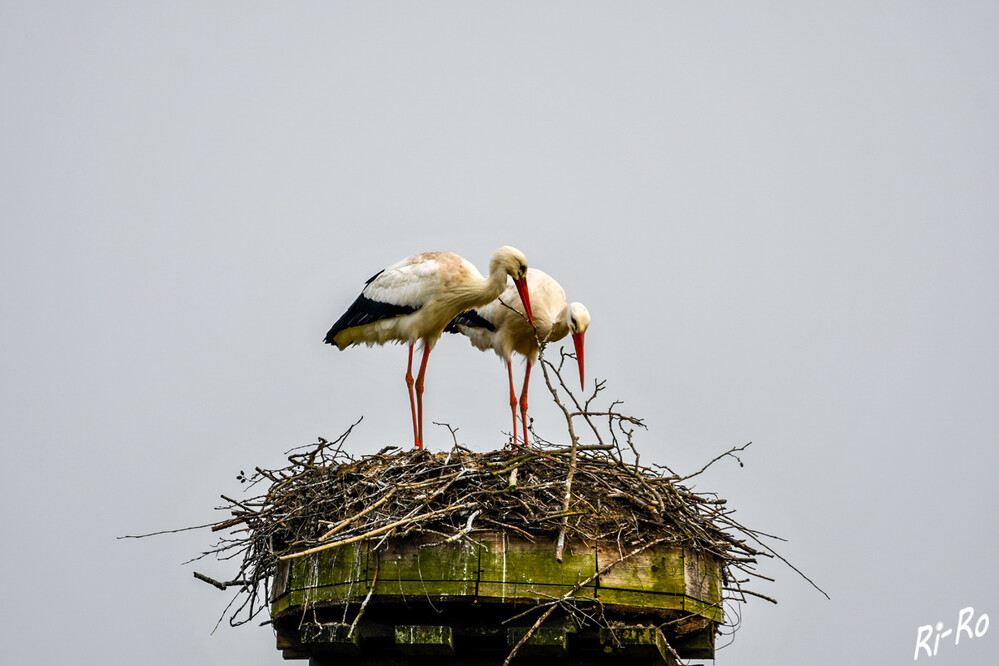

{"left": 325, "top": 293, "right": 417, "bottom": 345}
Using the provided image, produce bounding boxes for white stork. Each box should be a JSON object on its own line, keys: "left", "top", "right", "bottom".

{"left": 325, "top": 246, "right": 534, "bottom": 450}
{"left": 447, "top": 268, "right": 589, "bottom": 450}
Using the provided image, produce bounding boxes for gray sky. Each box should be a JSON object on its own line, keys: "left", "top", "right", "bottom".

{"left": 2, "top": 3, "right": 997, "bottom": 664}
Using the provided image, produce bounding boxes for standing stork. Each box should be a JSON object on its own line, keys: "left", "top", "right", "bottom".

{"left": 447, "top": 268, "right": 589, "bottom": 450}
{"left": 325, "top": 246, "right": 534, "bottom": 450}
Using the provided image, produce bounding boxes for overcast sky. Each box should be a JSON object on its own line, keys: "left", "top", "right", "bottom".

{"left": 2, "top": 3, "right": 997, "bottom": 664}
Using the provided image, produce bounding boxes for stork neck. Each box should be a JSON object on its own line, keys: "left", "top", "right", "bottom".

{"left": 551, "top": 305, "right": 571, "bottom": 339}
{"left": 446, "top": 263, "right": 513, "bottom": 313}
{"left": 484, "top": 265, "right": 510, "bottom": 301}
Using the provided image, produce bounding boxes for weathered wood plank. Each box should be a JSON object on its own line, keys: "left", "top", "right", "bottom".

{"left": 596, "top": 543, "right": 686, "bottom": 595}
{"left": 671, "top": 617, "right": 716, "bottom": 660}
{"left": 273, "top": 531, "right": 723, "bottom": 624}
{"left": 271, "top": 558, "right": 291, "bottom": 602}
{"left": 394, "top": 625, "right": 455, "bottom": 655}
{"left": 599, "top": 626, "right": 678, "bottom": 665}
{"left": 272, "top": 542, "right": 368, "bottom": 615}
{"left": 477, "top": 532, "right": 597, "bottom": 602}
{"left": 682, "top": 550, "right": 724, "bottom": 623}
{"left": 596, "top": 542, "right": 687, "bottom": 611}
{"left": 275, "top": 629, "right": 310, "bottom": 660}
{"left": 372, "top": 533, "right": 479, "bottom": 598}
{"left": 683, "top": 549, "right": 722, "bottom": 601}
{"left": 506, "top": 626, "right": 570, "bottom": 656}
{"left": 300, "top": 622, "right": 362, "bottom": 654}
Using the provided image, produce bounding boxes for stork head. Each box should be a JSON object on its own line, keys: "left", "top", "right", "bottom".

{"left": 492, "top": 246, "right": 534, "bottom": 325}
{"left": 566, "top": 302, "right": 590, "bottom": 390}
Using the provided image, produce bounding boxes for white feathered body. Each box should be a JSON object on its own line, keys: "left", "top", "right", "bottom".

{"left": 326, "top": 248, "right": 528, "bottom": 352}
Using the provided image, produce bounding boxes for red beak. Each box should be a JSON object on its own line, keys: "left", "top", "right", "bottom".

{"left": 514, "top": 277, "right": 534, "bottom": 325}
{"left": 572, "top": 330, "right": 585, "bottom": 389}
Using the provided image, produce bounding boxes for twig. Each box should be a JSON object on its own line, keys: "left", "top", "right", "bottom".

{"left": 677, "top": 442, "right": 753, "bottom": 481}
{"left": 279, "top": 503, "right": 476, "bottom": 561}
{"left": 318, "top": 488, "right": 397, "bottom": 541}
{"left": 118, "top": 522, "right": 219, "bottom": 539}
{"left": 193, "top": 571, "right": 247, "bottom": 591}
{"left": 503, "top": 537, "right": 670, "bottom": 666}
{"left": 433, "top": 421, "right": 462, "bottom": 449}
{"left": 444, "top": 509, "right": 481, "bottom": 543}
{"left": 348, "top": 555, "right": 379, "bottom": 637}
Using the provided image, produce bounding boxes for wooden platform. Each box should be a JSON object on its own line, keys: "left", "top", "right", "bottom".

{"left": 271, "top": 532, "right": 723, "bottom": 663}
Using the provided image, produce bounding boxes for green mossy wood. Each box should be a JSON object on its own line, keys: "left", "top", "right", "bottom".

{"left": 272, "top": 530, "right": 722, "bottom": 662}
{"left": 273, "top": 533, "right": 722, "bottom": 622}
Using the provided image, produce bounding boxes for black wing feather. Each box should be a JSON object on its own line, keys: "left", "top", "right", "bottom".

{"left": 445, "top": 309, "right": 496, "bottom": 335}
{"left": 325, "top": 271, "right": 419, "bottom": 345}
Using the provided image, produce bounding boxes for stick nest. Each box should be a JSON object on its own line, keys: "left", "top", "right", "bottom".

{"left": 188, "top": 349, "right": 803, "bottom": 632}
{"left": 198, "top": 434, "right": 769, "bottom": 629}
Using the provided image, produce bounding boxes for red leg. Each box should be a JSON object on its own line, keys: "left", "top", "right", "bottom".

{"left": 507, "top": 358, "right": 518, "bottom": 451}
{"left": 414, "top": 345, "right": 432, "bottom": 449}
{"left": 405, "top": 344, "right": 419, "bottom": 449}
{"left": 518, "top": 360, "right": 533, "bottom": 448}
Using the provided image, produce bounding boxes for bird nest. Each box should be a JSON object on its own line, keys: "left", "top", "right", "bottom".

{"left": 186, "top": 350, "right": 802, "bottom": 637}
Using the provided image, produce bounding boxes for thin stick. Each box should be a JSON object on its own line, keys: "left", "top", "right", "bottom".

{"left": 193, "top": 571, "right": 247, "bottom": 591}
{"left": 537, "top": 347, "right": 582, "bottom": 562}
{"left": 118, "top": 522, "right": 220, "bottom": 539}
{"left": 677, "top": 442, "right": 753, "bottom": 481}
{"left": 348, "top": 555, "right": 379, "bottom": 637}
{"left": 443, "top": 510, "right": 481, "bottom": 544}
{"left": 318, "top": 488, "right": 397, "bottom": 541}
{"left": 278, "top": 503, "right": 475, "bottom": 561}
{"left": 503, "top": 537, "right": 669, "bottom": 666}
{"left": 724, "top": 586, "right": 778, "bottom": 604}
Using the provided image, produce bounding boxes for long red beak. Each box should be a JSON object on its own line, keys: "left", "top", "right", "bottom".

{"left": 514, "top": 277, "right": 534, "bottom": 325}
{"left": 572, "top": 330, "right": 585, "bottom": 389}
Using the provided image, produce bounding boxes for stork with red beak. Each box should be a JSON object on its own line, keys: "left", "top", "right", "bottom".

{"left": 325, "top": 246, "right": 534, "bottom": 449}
{"left": 447, "top": 268, "right": 589, "bottom": 450}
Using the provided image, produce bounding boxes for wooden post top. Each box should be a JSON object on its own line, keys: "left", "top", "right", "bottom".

{"left": 272, "top": 530, "right": 722, "bottom": 663}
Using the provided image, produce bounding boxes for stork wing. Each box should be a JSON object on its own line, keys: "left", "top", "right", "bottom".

{"left": 325, "top": 253, "right": 455, "bottom": 344}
